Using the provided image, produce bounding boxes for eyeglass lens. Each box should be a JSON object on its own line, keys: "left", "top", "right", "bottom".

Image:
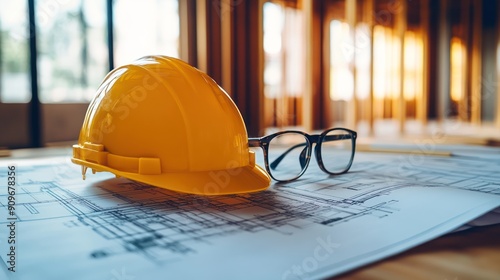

{"left": 267, "top": 132, "right": 310, "bottom": 181}
{"left": 320, "top": 129, "right": 354, "bottom": 174}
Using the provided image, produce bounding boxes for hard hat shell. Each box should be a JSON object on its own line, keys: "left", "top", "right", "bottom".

{"left": 72, "top": 55, "right": 270, "bottom": 195}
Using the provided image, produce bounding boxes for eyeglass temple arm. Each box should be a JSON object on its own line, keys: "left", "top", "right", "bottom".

{"left": 270, "top": 133, "right": 354, "bottom": 170}
{"left": 248, "top": 138, "right": 260, "bottom": 147}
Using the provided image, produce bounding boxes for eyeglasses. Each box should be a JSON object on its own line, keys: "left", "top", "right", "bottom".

{"left": 248, "top": 128, "right": 357, "bottom": 182}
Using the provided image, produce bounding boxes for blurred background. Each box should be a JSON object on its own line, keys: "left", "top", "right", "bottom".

{"left": 1, "top": 0, "right": 499, "bottom": 149}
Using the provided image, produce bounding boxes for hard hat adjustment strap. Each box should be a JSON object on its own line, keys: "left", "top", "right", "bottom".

{"left": 73, "top": 142, "right": 161, "bottom": 175}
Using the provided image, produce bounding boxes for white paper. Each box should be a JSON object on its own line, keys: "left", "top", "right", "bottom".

{"left": 0, "top": 149, "right": 499, "bottom": 280}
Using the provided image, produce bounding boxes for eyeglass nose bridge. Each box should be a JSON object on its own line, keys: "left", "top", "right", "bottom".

{"left": 306, "top": 134, "right": 321, "bottom": 144}
{"left": 291, "top": 134, "right": 325, "bottom": 176}
{"left": 304, "top": 135, "right": 329, "bottom": 172}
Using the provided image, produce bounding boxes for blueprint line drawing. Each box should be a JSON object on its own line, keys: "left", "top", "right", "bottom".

{"left": 0, "top": 152, "right": 499, "bottom": 280}
{"left": 2, "top": 164, "right": 403, "bottom": 264}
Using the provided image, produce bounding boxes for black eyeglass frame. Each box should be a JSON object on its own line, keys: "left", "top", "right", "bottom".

{"left": 248, "top": 128, "right": 357, "bottom": 182}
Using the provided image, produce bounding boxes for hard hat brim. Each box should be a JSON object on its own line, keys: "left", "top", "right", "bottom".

{"left": 72, "top": 158, "right": 271, "bottom": 195}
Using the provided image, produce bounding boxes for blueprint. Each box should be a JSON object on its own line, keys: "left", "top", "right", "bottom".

{"left": 0, "top": 149, "right": 499, "bottom": 280}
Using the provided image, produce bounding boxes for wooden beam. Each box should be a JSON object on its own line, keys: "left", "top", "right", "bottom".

{"left": 497, "top": 0, "right": 500, "bottom": 129}
{"left": 420, "top": 0, "right": 430, "bottom": 126}
{"left": 367, "top": 0, "right": 375, "bottom": 136}
{"left": 470, "top": 0, "right": 482, "bottom": 124}
{"left": 220, "top": 0, "right": 233, "bottom": 97}
{"left": 346, "top": 0, "right": 357, "bottom": 130}
{"left": 196, "top": 0, "right": 209, "bottom": 73}
{"left": 232, "top": 0, "right": 265, "bottom": 136}
{"left": 459, "top": 0, "right": 470, "bottom": 121}
{"left": 303, "top": 0, "right": 324, "bottom": 131}
{"left": 397, "top": 0, "right": 407, "bottom": 134}
{"left": 436, "top": 0, "right": 450, "bottom": 123}
{"left": 195, "top": 0, "right": 223, "bottom": 83}
{"left": 179, "top": 0, "right": 197, "bottom": 65}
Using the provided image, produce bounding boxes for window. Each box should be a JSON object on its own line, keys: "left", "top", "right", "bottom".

{"left": 113, "top": 0, "right": 180, "bottom": 67}
{"left": 0, "top": 0, "right": 30, "bottom": 103}
{"left": 36, "top": 0, "right": 108, "bottom": 103}
{"left": 0, "top": 0, "right": 181, "bottom": 148}
{"left": 263, "top": 1, "right": 305, "bottom": 129}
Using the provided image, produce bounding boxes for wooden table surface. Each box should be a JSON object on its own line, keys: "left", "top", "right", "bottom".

{"left": 335, "top": 224, "right": 500, "bottom": 279}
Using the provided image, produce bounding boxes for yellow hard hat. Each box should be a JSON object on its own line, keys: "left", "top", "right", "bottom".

{"left": 72, "top": 55, "right": 270, "bottom": 195}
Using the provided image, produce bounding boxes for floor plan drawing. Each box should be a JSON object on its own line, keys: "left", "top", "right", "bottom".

{"left": 3, "top": 160, "right": 404, "bottom": 264}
